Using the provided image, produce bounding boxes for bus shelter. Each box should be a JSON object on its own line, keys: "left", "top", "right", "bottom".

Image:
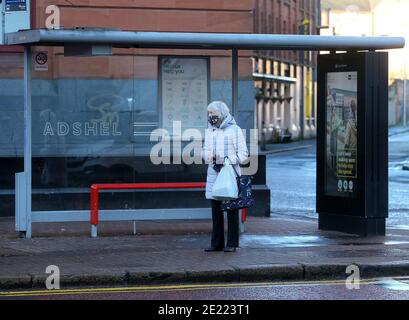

{"left": 5, "top": 29, "right": 405, "bottom": 238}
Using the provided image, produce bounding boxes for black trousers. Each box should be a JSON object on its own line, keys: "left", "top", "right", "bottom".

{"left": 210, "top": 200, "right": 239, "bottom": 248}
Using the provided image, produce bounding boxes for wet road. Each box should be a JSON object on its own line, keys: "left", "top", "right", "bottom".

{"left": 267, "top": 130, "right": 409, "bottom": 227}
{"left": 2, "top": 278, "right": 409, "bottom": 300}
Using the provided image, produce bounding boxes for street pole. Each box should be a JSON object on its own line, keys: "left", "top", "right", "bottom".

{"left": 299, "top": 20, "right": 310, "bottom": 140}
{"left": 299, "top": 57, "right": 305, "bottom": 140}
{"left": 404, "top": 78, "right": 407, "bottom": 127}
{"left": 403, "top": 58, "right": 408, "bottom": 127}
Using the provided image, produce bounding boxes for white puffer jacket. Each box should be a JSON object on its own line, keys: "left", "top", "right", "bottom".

{"left": 202, "top": 114, "right": 249, "bottom": 200}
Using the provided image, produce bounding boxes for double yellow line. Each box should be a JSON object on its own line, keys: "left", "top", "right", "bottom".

{"left": 0, "top": 278, "right": 382, "bottom": 298}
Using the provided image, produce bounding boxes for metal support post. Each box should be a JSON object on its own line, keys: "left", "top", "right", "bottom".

{"left": 23, "top": 46, "right": 32, "bottom": 239}
{"left": 232, "top": 49, "right": 239, "bottom": 118}
{"left": 404, "top": 78, "right": 407, "bottom": 127}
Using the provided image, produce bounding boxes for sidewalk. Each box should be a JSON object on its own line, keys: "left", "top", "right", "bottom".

{"left": 389, "top": 125, "right": 409, "bottom": 137}
{"left": 1, "top": 215, "right": 409, "bottom": 290}
{"left": 260, "top": 139, "right": 316, "bottom": 155}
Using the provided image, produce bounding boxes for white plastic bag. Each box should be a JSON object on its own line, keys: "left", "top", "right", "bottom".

{"left": 211, "top": 159, "right": 239, "bottom": 200}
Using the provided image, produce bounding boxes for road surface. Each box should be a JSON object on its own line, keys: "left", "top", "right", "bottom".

{"left": 1, "top": 277, "right": 409, "bottom": 300}
{"left": 267, "top": 130, "right": 409, "bottom": 227}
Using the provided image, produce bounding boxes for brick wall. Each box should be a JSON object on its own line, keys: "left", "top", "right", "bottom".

{"left": 34, "top": 0, "right": 254, "bottom": 33}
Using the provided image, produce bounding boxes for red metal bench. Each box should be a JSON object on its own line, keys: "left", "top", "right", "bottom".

{"left": 90, "top": 182, "right": 247, "bottom": 237}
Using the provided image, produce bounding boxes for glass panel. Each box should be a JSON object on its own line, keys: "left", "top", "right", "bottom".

{"left": 0, "top": 53, "right": 24, "bottom": 217}
{"left": 28, "top": 48, "right": 235, "bottom": 212}
{"left": 31, "top": 47, "right": 136, "bottom": 211}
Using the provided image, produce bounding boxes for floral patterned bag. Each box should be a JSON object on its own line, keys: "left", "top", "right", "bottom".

{"left": 220, "top": 161, "right": 255, "bottom": 211}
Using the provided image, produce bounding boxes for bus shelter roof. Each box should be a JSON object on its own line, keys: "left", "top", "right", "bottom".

{"left": 6, "top": 28, "right": 405, "bottom": 51}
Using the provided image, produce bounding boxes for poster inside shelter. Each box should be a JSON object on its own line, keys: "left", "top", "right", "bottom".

{"left": 160, "top": 57, "right": 209, "bottom": 136}
{"left": 325, "top": 71, "right": 358, "bottom": 198}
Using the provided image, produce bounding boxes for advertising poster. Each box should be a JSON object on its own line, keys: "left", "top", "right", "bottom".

{"left": 325, "top": 71, "right": 358, "bottom": 197}
{"left": 5, "top": 0, "right": 27, "bottom": 12}
{"left": 160, "top": 57, "right": 209, "bottom": 135}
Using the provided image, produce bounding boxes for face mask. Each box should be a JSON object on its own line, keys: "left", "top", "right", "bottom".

{"left": 208, "top": 115, "right": 220, "bottom": 126}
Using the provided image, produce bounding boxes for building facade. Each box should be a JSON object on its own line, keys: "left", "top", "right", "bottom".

{"left": 253, "top": 0, "right": 320, "bottom": 146}
{"left": 321, "top": 0, "right": 409, "bottom": 127}
{"left": 0, "top": 0, "right": 320, "bottom": 217}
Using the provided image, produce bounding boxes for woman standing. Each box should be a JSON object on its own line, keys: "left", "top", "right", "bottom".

{"left": 202, "top": 101, "right": 249, "bottom": 253}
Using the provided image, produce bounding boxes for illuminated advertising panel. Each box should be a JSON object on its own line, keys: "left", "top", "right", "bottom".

{"left": 325, "top": 71, "right": 358, "bottom": 198}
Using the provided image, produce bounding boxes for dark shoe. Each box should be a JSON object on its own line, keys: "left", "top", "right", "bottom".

{"left": 224, "top": 247, "right": 237, "bottom": 253}
{"left": 204, "top": 247, "right": 224, "bottom": 252}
